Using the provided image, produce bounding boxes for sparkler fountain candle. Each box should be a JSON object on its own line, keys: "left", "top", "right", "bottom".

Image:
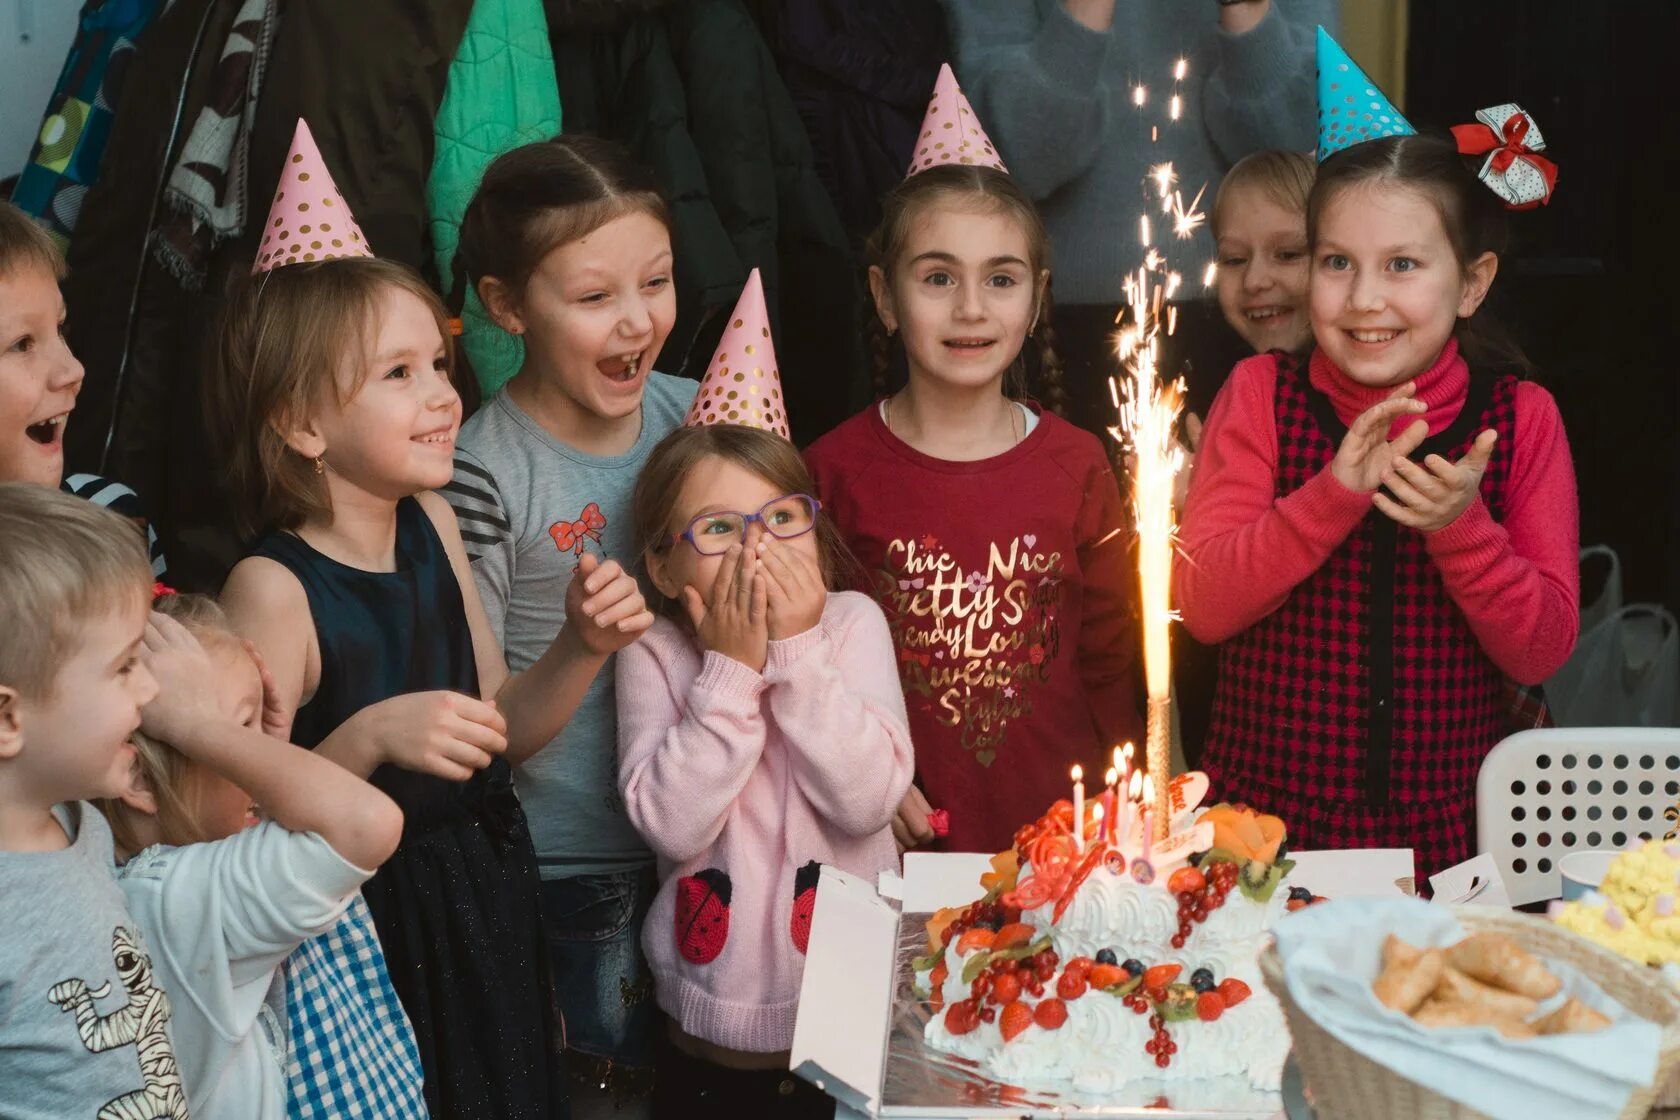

{"left": 1111, "top": 60, "right": 1201, "bottom": 845}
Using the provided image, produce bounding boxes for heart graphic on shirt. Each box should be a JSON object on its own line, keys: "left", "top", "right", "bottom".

{"left": 790, "top": 860, "right": 821, "bottom": 955}
{"left": 674, "top": 868, "right": 732, "bottom": 965}
{"left": 1022, "top": 534, "right": 1038, "bottom": 549}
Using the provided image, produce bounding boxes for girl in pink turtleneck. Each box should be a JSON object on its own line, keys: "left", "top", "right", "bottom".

{"left": 1176, "top": 132, "right": 1579, "bottom": 879}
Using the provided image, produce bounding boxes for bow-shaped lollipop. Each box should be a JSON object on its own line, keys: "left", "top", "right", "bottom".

{"left": 1451, "top": 103, "right": 1558, "bottom": 210}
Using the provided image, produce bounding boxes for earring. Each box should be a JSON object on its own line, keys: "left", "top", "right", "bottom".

{"left": 313, "top": 457, "right": 324, "bottom": 475}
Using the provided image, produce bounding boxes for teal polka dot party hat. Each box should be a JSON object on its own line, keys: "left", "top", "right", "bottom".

{"left": 1315, "top": 26, "right": 1415, "bottom": 163}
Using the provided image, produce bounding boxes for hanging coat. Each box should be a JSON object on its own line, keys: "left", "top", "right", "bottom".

{"left": 428, "top": 0, "right": 564, "bottom": 396}
{"left": 63, "top": 0, "right": 475, "bottom": 589}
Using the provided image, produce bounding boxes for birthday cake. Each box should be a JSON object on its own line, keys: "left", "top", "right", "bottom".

{"left": 913, "top": 773, "right": 1321, "bottom": 1094}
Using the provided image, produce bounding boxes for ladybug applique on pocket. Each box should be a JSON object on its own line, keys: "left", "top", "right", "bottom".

{"left": 790, "top": 861, "right": 821, "bottom": 955}
{"left": 674, "top": 869, "right": 732, "bottom": 964}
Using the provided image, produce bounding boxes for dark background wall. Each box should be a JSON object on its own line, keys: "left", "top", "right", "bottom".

{"left": 1406, "top": 0, "right": 1678, "bottom": 610}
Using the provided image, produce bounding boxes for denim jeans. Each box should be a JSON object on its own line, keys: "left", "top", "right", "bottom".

{"left": 540, "top": 868, "right": 660, "bottom": 1083}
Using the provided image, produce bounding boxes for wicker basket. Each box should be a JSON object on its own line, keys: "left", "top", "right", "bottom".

{"left": 1259, "top": 908, "right": 1680, "bottom": 1120}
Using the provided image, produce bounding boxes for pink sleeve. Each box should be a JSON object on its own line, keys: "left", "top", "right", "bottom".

{"left": 1423, "top": 383, "right": 1580, "bottom": 684}
{"left": 763, "top": 596, "right": 915, "bottom": 839}
{"left": 616, "top": 635, "right": 769, "bottom": 865}
{"left": 1175, "top": 357, "right": 1374, "bottom": 643}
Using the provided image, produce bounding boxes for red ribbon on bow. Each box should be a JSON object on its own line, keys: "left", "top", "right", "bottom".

{"left": 549, "top": 503, "right": 607, "bottom": 556}
{"left": 1451, "top": 110, "right": 1558, "bottom": 210}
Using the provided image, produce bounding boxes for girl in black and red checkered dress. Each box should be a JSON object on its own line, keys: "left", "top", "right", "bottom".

{"left": 1176, "top": 128, "right": 1580, "bottom": 880}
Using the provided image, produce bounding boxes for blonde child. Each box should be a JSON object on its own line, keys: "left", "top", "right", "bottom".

{"left": 100, "top": 592, "right": 421, "bottom": 1119}
{"left": 444, "top": 135, "right": 697, "bottom": 1111}
{"left": 623, "top": 418, "right": 911, "bottom": 1119}
{"left": 205, "top": 120, "right": 649, "bottom": 1117}
{"left": 1179, "top": 100, "right": 1578, "bottom": 876}
{"left": 0, "top": 201, "right": 165, "bottom": 575}
{"left": 1211, "top": 150, "right": 1317, "bottom": 357}
{"left": 0, "top": 485, "right": 180, "bottom": 1120}
{"left": 805, "top": 149, "right": 1140, "bottom": 855}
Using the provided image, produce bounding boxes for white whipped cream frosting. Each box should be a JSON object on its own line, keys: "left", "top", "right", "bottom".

{"left": 920, "top": 868, "right": 1291, "bottom": 1094}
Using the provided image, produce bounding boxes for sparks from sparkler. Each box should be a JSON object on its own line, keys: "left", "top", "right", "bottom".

{"left": 1111, "top": 57, "right": 1204, "bottom": 842}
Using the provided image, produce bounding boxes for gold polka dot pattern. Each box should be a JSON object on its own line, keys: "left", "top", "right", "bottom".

{"left": 907, "top": 63, "right": 1007, "bottom": 177}
{"left": 682, "top": 269, "right": 790, "bottom": 439}
{"left": 253, "top": 119, "right": 375, "bottom": 274}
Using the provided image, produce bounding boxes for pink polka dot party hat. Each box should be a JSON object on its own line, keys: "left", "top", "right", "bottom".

{"left": 684, "top": 269, "right": 788, "bottom": 439}
{"left": 253, "top": 119, "right": 373, "bottom": 274}
{"left": 907, "top": 62, "right": 1006, "bottom": 177}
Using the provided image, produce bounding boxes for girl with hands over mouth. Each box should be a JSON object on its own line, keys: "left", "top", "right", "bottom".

{"left": 621, "top": 419, "right": 910, "bottom": 1119}
{"left": 680, "top": 540, "right": 770, "bottom": 673}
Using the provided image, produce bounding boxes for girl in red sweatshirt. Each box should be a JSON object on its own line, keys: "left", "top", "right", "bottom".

{"left": 805, "top": 156, "right": 1141, "bottom": 856}
{"left": 1177, "top": 127, "right": 1579, "bottom": 879}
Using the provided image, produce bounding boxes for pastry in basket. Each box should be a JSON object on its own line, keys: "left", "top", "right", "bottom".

{"left": 1448, "top": 932, "right": 1563, "bottom": 1000}
{"left": 1374, "top": 934, "right": 1608, "bottom": 1036}
{"left": 913, "top": 778, "right": 1320, "bottom": 1094}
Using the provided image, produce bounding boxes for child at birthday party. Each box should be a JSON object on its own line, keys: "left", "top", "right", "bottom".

{"left": 1177, "top": 32, "right": 1579, "bottom": 879}
{"left": 0, "top": 201, "right": 167, "bottom": 577}
{"left": 0, "top": 485, "right": 184, "bottom": 1120}
{"left": 805, "top": 65, "right": 1140, "bottom": 857}
{"left": 1212, "top": 150, "right": 1317, "bottom": 357}
{"left": 442, "top": 134, "right": 697, "bottom": 1113}
{"left": 98, "top": 592, "right": 422, "bottom": 1120}
{"left": 621, "top": 283, "right": 911, "bottom": 1118}
{"left": 207, "top": 121, "right": 649, "bottom": 1118}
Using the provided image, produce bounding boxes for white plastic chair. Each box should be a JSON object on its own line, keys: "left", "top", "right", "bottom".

{"left": 1476, "top": 727, "right": 1680, "bottom": 905}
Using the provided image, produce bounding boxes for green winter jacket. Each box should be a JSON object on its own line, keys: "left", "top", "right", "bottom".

{"left": 429, "top": 0, "right": 563, "bottom": 395}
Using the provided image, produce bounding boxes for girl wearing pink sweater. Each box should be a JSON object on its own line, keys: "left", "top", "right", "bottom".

{"left": 1176, "top": 127, "right": 1578, "bottom": 880}
{"left": 621, "top": 421, "right": 912, "bottom": 1118}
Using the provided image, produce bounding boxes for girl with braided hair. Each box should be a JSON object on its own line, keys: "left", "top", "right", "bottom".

{"left": 805, "top": 68, "right": 1141, "bottom": 858}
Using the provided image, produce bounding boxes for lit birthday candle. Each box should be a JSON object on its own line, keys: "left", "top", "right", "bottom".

{"left": 1101, "top": 767, "right": 1119, "bottom": 845}
{"left": 1140, "top": 774, "right": 1157, "bottom": 860}
{"left": 1071, "top": 765, "right": 1086, "bottom": 852}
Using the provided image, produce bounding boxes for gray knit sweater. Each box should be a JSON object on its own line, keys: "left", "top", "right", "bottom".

{"left": 943, "top": 0, "right": 1335, "bottom": 304}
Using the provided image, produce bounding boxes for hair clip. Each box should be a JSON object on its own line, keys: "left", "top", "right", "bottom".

{"left": 1452, "top": 104, "right": 1558, "bottom": 210}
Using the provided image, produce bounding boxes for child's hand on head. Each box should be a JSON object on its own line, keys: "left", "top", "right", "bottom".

{"left": 242, "top": 639, "right": 293, "bottom": 739}
{"left": 139, "top": 612, "right": 230, "bottom": 746}
{"left": 565, "top": 552, "right": 655, "bottom": 656}
{"left": 1375, "top": 429, "right": 1499, "bottom": 533}
{"left": 1330, "top": 384, "right": 1430, "bottom": 494}
{"left": 356, "top": 691, "right": 508, "bottom": 782}
{"left": 756, "top": 535, "right": 825, "bottom": 641}
{"left": 682, "top": 543, "right": 768, "bottom": 672}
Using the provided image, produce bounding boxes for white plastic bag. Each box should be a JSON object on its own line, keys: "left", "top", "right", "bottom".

{"left": 1577, "top": 545, "right": 1623, "bottom": 637}
{"left": 1548, "top": 603, "right": 1679, "bottom": 728}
